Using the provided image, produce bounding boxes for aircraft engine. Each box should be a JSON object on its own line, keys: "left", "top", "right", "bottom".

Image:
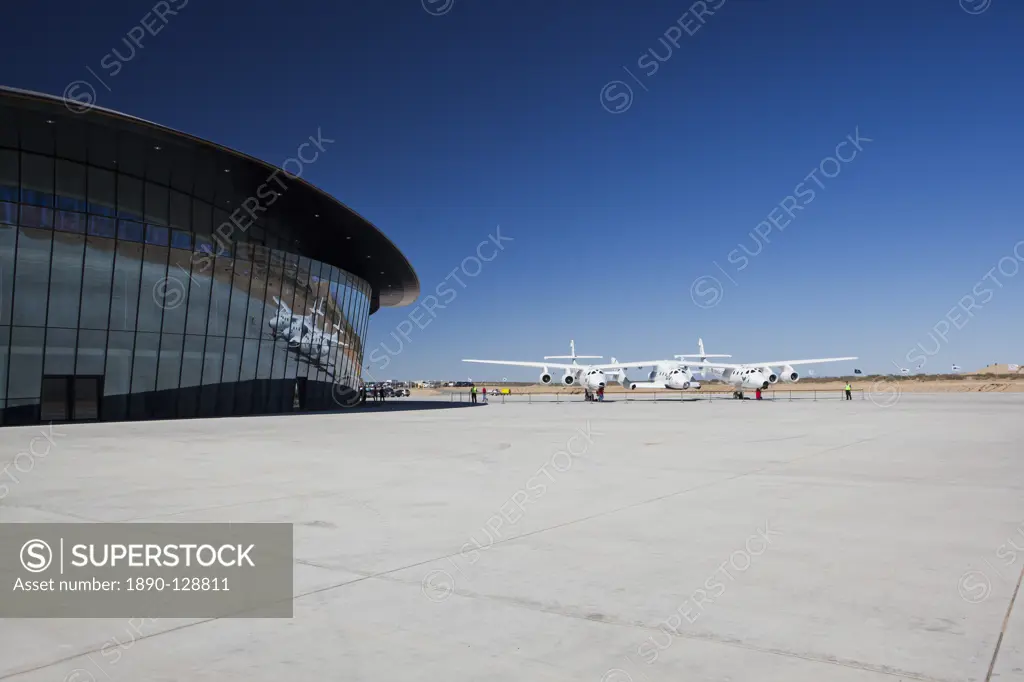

{"left": 620, "top": 374, "right": 633, "bottom": 388}
{"left": 763, "top": 366, "right": 779, "bottom": 383}
{"left": 780, "top": 365, "right": 799, "bottom": 383}
{"left": 539, "top": 368, "right": 553, "bottom": 384}
{"left": 562, "top": 371, "right": 576, "bottom": 386}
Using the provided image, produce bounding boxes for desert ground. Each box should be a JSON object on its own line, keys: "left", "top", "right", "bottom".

{"left": 1, "top": 393, "right": 1022, "bottom": 681}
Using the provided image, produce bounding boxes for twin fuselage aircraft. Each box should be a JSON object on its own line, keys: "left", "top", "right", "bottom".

{"left": 462, "top": 339, "right": 857, "bottom": 399}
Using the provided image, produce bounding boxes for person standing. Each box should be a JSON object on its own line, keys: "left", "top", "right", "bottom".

{"left": 755, "top": 387, "right": 762, "bottom": 401}
{"left": 598, "top": 385, "right": 605, "bottom": 402}
{"left": 482, "top": 386, "right": 488, "bottom": 404}
{"left": 470, "top": 385, "right": 477, "bottom": 404}
{"left": 845, "top": 381, "right": 852, "bottom": 400}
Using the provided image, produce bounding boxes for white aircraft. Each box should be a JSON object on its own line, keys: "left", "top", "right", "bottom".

{"left": 626, "top": 340, "right": 733, "bottom": 391}
{"left": 681, "top": 338, "right": 857, "bottom": 398}
{"left": 462, "top": 340, "right": 664, "bottom": 393}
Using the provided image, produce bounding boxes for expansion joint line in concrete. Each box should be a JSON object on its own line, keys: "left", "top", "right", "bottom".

{"left": 984, "top": 560, "right": 1024, "bottom": 682}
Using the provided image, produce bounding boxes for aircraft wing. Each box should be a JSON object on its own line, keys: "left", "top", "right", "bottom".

{"left": 461, "top": 359, "right": 668, "bottom": 371}
{"left": 590, "top": 360, "right": 671, "bottom": 370}
{"left": 687, "top": 357, "right": 857, "bottom": 369}
{"left": 462, "top": 359, "right": 578, "bottom": 370}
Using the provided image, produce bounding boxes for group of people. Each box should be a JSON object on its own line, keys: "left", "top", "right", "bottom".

{"left": 752, "top": 382, "right": 854, "bottom": 400}
{"left": 584, "top": 386, "right": 605, "bottom": 402}
{"left": 470, "top": 385, "right": 488, "bottom": 403}
{"left": 368, "top": 385, "right": 388, "bottom": 403}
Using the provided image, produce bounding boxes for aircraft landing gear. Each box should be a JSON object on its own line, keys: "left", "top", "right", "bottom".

{"left": 733, "top": 391, "right": 744, "bottom": 400}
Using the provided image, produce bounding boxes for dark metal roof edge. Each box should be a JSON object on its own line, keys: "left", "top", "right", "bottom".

{"left": 0, "top": 85, "right": 420, "bottom": 308}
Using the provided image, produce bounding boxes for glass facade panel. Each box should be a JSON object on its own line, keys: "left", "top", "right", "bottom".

{"left": 21, "top": 153, "right": 54, "bottom": 207}
{"left": 9, "top": 326, "right": 45, "bottom": 400}
{"left": 157, "top": 333, "right": 184, "bottom": 391}
{"left": 117, "top": 175, "right": 143, "bottom": 220}
{"left": 56, "top": 160, "right": 88, "bottom": 212}
{"left": 75, "top": 329, "right": 107, "bottom": 375}
{"left": 12, "top": 227, "right": 51, "bottom": 327}
{"left": 137, "top": 243, "right": 169, "bottom": 333}
{"left": 0, "top": 139, "right": 379, "bottom": 425}
{"left": 110, "top": 241, "right": 143, "bottom": 332}
{"left": 226, "top": 255, "right": 251, "bottom": 339}
{"left": 47, "top": 232, "right": 85, "bottom": 328}
{"left": 80, "top": 236, "right": 115, "bottom": 329}
{"left": 45, "top": 327, "right": 78, "bottom": 374}
{"left": 0, "top": 224, "right": 15, "bottom": 324}
{"left": 185, "top": 249, "right": 213, "bottom": 335}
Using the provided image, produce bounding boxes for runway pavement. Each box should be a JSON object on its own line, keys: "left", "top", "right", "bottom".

{"left": 1, "top": 393, "right": 1022, "bottom": 681}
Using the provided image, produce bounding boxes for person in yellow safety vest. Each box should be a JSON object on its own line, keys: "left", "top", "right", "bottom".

{"left": 470, "top": 385, "right": 477, "bottom": 404}
{"left": 845, "top": 382, "right": 852, "bottom": 401}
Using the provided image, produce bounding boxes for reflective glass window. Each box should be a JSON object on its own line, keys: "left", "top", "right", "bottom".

{"left": 75, "top": 329, "right": 107, "bottom": 375}
{"left": 256, "top": 335, "right": 275, "bottom": 381}
{"left": 0, "top": 202, "right": 15, "bottom": 226}
{"left": 104, "top": 330, "right": 134, "bottom": 420}
{"left": 192, "top": 200, "right": 212, "bottom": 237}
{"left": 184, "top": 249, "right": 213, "bottom": 335}
{"left": 145, "top": 224, "right": 169, "bottom": 246}
{"left": 170, "top": 191, "right": 190, "bottom": 231}
{"left": 87, "top": 167, "right": 116, "bottom": 216}
{"left": 179, "top": 334, "right": 205, "bottom": 389}
{"left": 56, "top": 160, "right": 88, "bottom": 212}
{"left": 226, "top": 256, "right": 251, "bottom": 338}
{"left": 88, "top": 215, "right": 116, "bottom": 238}
{"left": 171, "top": 230, "right": 191, "bottom": 250}
{"left": 109, "top": 241, "right": 143, "bottom": 331}
{"left": 47, "top": 232, "right": 85, "bottom": 328}
{"left": 201, "top": 336, "right": 224, "bottom": 386}
{"left": 19, "top": 204, "right": 53, "bottom": 228}
{"left": 0, "top": 325, "right": 9, "bottom": 406}
{"left": 239, "top": 337, "right": 259, "bottom": 383}
{"left": 55, "top": 210, "right": 87, "bottom": 234}
{"left": 162, "top": 248, "right": 193, "bottom": 334}
{"left": 157, "top": 333, "right": 183, "bottom": 391}
{"left": 137, "top": 243, "right": 169, "bottom": 332}
{"left": 222, "top": 337, "right": 243, "bottom": 384}
{"left": 207, "top": 254, "right": 232, "bottom": 337}
{"left": 246, "top": 255, "right": 268, "bottom": 339}
{"left": 0, "top": 149, "right": 17, "bottom": 202}
{"left": 44, "top": 327, "right": 78, "bottom": 374}
{"left": 21, "top": 153, "right": 54, "bottom": 207}
{"left": 8, "top": 326, "right": 44, "bottom": 400}
{"left": 131, "top": 331, "right": 160, "bottom": 395}
{"left": 118, "top": 220, "right": 144, "bottom": 242}
{"left": 144, "top": 182, "right": 169, "bottom": 225}
{"left": 0, "top": 224, "right": 15, "bottom": 324}
{"left": 80, "top": 235, "right": 115, "bottom": 330}
{"left": 117, "top": 175, "right": 143, "bottom": 220}
{"left": 12, "top": 227, "right": 52, "bottom": 327}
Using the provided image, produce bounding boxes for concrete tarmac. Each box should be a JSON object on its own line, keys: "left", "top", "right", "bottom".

{"left": 0, "top": 393, "right": 1022, "bottom": 681}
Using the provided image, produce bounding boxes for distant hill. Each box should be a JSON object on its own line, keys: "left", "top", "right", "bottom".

{"left": 968, "top": 363, "right": 1022, "bottom": 375}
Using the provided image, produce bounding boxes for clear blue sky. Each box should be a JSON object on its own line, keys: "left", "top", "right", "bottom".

{"left": 4, "top": 0, "right": 1023, "bottom": 380}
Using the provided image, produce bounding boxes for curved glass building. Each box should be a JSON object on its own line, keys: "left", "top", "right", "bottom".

{"left": 0, "top": 87, "right": 418, "bottom": 425}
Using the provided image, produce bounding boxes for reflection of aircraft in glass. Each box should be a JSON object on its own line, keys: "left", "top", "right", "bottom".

{"left": 268, "top": 297, "right": 348, "bottom": 371}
